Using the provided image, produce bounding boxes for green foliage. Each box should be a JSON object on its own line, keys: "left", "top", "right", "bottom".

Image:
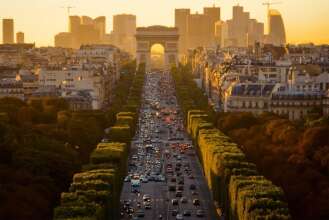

{"left": 0, "top": 59, "right": 143, "bottom": 220}
{"left": 217, "top": 112, "right": 329, "bottom": 219}
{"left": 54, "top": 64, "right": 145, "bottom": 220}
{"left": 172, "top": 64, "right": 293, "bottom": 220}
{"left": 171, "top": 66, "right": 214, "bottom": 123}
{"left": 53, "top": 203, "right": 104, "bottom": 219}
{"left": 107, "top": 125, "right": 131, "bottom": 143}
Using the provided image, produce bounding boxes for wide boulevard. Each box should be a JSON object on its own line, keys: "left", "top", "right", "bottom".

{"left": 120, "top": 71, "right": 218, "bottom": 220}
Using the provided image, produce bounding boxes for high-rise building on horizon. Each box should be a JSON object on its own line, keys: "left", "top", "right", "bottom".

{"left": 69, "top": 16, "right": 81, "bottom": 34}
{"left": 2, "top": 19, "right": 14, "bottom": 44}
{"left": 81, "top": 16, "right": 94, "bottom": 25}
{"left": 175, "top": 6, "right": 221, "bottom": 55}
{"left": 203, "top": 6, "right": 221, "bottom": 46}
{"left": 175, "top": 8, "right": 190, "bottom": 55}
{"left": 267, "top": 9, "right": 286, "bottom": 46}
{"left": 187, "top": 13, "right": 211, "bottom": 50}
{"left": 113, "top": 14, "right": 136, "bottom": 55}
{"left": 221, "top": 5, "right": 264, "bottom": 48}
{"left": 16, "top": 32, "right": 24, "bottom": 44}
{"left": 56, "top": 15, "right": 107, "bottom": 49}
{"left": 94, "top": 16, "right": 106, "bottom": 41}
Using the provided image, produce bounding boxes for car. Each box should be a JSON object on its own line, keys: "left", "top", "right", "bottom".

{"left": 196, "top": 210, "right": 205, "bottom": 217}
{"left": 159, "top": 175, "right": 166, "bottom": 182}
{"left": 191, "top": 191, "right": 198, "bottom": 195}
{"left": 141, "top": 177, "right": 149, "bottom": 183}
{"left": 183, "top": 210, "right": 191, "bottom": 216}
{"left": 168, "top": 185, "right": 176, "bottom": 191}
{"left": 180, "top": 197, "right": 188, "bottom": 203}
{"left": 176, "top": 213, "right": 184, "bottom": 220}
{"left": 175, "top": 191, "right": 183, "bottom": 197}
{"left": 171, "top": 199, "right": 178, "bottom": 205}
{"left": 189, "top": 184, "right": 196, "bottom": 190}
{"left": 143, "top": 194, "right": 151, "bottom": 201}
{"left": 145, "top": 203, "right": 152, "bottom": 209}
{"left": 177, "top": 185, "right": 184, "bottom": 191}
{"left": 193, "top": 199, "right": 200, "bottom": 206}
{"left": 123, "top": 200, "right": 131, "bottom": 206}
{"left": 136, "top": 210, "right": 145, "bottom": 217}
{"left": 171, "top": 209, "right": 179, "bottom": 216}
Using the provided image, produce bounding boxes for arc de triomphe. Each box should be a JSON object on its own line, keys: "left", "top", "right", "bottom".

{"left": 135, "top": 26, "right": 179, "bottom": 71}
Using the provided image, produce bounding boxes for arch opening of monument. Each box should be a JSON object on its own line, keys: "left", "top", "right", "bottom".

{"left": 150, "top": 43, "right": 165, "bottom": 70}
{"left": 136, "top": 26, "right": 179, "bottom": 72}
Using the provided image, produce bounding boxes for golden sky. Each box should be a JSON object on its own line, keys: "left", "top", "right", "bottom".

{"left": 0, "top": 0, "right": 328, "bottom": 46}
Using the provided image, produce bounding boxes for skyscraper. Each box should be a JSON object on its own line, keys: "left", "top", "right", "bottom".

{"left": 187, "top": 13, "right": 210, "bottom": 49}
{"left": 94, "top": 16, "right": 106, "bottom": 41}
{"left": 16, "top": 32, "right": 24, "bottom": 44}
{"left": 215, "top": 21, "right": 223, "bottom": 45}
{"left": 221, "top": 5, "right": 264, "bottom": 48}
{"left": 267, "top": 9, "right": 286, "bottom": 46}
{"left": 175, "top": 6, "right": 221, "bottom": 54}
{"left": 62, "top": 15, "right": 106, "bottom": 48}
{"left": 203, "top": 6, "right": 221, "bottom": 46}
{"left": 69, "top": 16, "right": 81, "bottom": 34}
{"left": 81, "top": 16, "right": 94, "bottom": 25}
{"left": 113, "top": 14, "right": 136, "bottom": 55}
{"left": 2, "top": 19, "right": 14, "bottom": 44}
{"left": 175, "top": 9, "right": 190, "bottom": 54}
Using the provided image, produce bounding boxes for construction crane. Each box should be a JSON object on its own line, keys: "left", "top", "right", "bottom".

{"left": 262, "top": 1, "right": 282, "bottom": 12}
{"left": 61, "top": 5, "right": 75, "bottom": 16}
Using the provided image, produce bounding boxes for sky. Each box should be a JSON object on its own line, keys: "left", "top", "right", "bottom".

{"left": 0, "top": 0, "right": 329, "bottom": 46}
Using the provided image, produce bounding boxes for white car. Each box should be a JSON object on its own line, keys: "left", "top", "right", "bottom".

{"left": 176, "top": 214, "right": 184, "bottom": 220}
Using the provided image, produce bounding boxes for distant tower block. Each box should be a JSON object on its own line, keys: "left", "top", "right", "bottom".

{"left": 16, "top": 32, "right": 25, "bottom": 44}
{"left": 2, "top": 19, "right": 14, "bottom": 44}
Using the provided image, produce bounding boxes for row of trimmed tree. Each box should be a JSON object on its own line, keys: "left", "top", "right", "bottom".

{"left": 187, "top": 111, "right": 291, "bottom": 219}
{"left": 171, "top": 65, "right": 291, "bottom": 219}
{"left": 53, "top": 64, "right": 145, "bottom": 220}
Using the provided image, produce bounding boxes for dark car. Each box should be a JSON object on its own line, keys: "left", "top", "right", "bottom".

{"left": 193, "top": 199, "right": 200, "bottom": 206}
{"left": 183, "top": 210, "right": 191, "bottom": 216}
{"left": 196, "top": 209, "right": 205, "bottom": 217}
{"left": 169, "top": 184, "right": 176, "bottom": 191}
{"left": 175, "top": 191, "right": 183, "bottom": 197}
{"left": 189, "top": 184, "right": 196, "bottom": 190}
{"left": 136, "top": 210, "right": 145, "bottom": 217}
{"left": 172, "top": 209, "right": 179, "bottom": 216}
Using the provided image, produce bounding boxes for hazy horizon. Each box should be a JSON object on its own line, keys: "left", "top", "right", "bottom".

{"left": 1, "top": 0, "right": 329, "bottom": 46}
